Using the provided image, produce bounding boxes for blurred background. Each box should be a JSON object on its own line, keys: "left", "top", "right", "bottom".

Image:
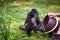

{"left": 0, "top": 0, "right": 60, "bottom": 40}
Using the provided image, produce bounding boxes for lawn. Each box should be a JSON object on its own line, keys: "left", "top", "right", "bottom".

{"left": 0, "top": 1, "right": 60, "bottom": 40}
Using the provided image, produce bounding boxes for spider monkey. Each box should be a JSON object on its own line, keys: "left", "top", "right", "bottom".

{"left": 19, "top": 9, "right": 42, "bottom": 35}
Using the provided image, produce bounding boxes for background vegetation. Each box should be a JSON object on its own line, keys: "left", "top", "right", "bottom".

{"left": 0, "top": 0, "right": 60, "bottom": 40}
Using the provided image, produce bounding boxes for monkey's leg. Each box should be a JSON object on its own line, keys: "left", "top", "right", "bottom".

{"left": 26, "top": 26, "right": 32, "bottom": 35}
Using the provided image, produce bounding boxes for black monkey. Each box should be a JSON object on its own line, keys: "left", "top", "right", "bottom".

{"left": 19, "top": 9, "right": 42, "bottom": 35}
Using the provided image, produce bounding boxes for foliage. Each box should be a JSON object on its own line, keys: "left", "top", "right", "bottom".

{"left": 0, "top": 6, "right": 11, "bottom": 40}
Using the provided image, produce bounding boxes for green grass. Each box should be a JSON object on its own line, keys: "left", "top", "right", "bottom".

{"left": 0, "top": 1, "right": 60, "bottom": 40}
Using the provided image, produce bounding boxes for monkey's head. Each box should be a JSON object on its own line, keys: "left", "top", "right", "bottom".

{"left": 31, "top": 9, "right": 39, "bottom": 19}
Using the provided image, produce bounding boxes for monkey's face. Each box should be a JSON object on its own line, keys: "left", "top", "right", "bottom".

{"left": 31, "top": 18, "right": 37, "bottom": 26}
{"left": 31, "top": 18, "right": 36, "bottom": 23}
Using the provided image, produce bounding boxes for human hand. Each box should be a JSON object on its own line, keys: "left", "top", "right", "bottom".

{"left": 48, "top": 13, "right": 57, "bottom": 18}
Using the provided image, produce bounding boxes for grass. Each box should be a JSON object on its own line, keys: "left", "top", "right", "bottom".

{"left": 0, "top": 1, "right": 60, "bottom": 40}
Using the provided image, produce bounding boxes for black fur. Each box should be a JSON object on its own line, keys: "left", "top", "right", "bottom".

{"left": 20, "top": 9, "right": 41, "bottom": 35}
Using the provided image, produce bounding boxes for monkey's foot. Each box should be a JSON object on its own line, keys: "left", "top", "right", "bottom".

{"left": 19, "top": 25, "right": 26, "bottom": 31}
